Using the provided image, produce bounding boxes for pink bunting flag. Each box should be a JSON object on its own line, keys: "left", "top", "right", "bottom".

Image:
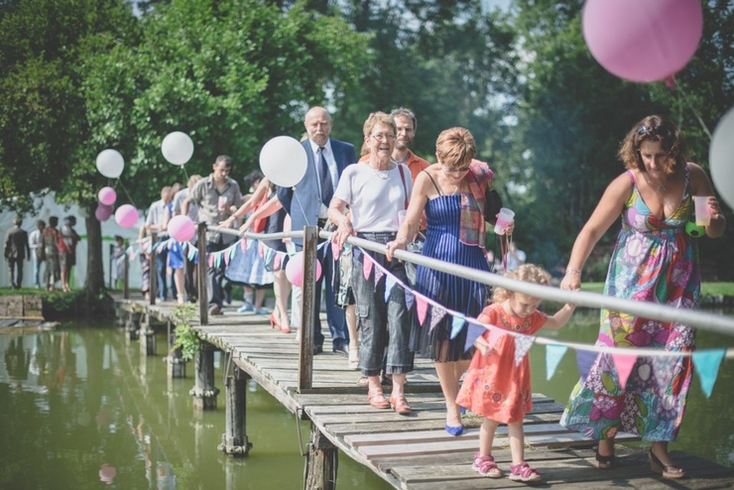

{"left": 373, "top": 266, "right": 384, "bottom": 288}
{"left": 208, "top": 253, "right": 215, "bottom": 268}
{"left": 331, "top": 242, "right": 340, "bottom": 260}
{"left": 362, "top": 255, "right": 373, "bottom": 280}
{"left": 258, "top": 242, "right": 265, "bottom": 258}
{"left": 224, "top": 248, "right": 231, "bottom": 266}
{"left": 487, "top": 326, "right": 505, "bottom": 349}
{"left": 415, "top": 295, "right": 428, "bottom": 326}
{"left": 513, "top": 334, "right": 535, "bottom": 366}
{"left": 612, "top": 353, "right": 638, "bottom": 390}
{"left": 274, "top": 253, "right": 283, "bottom": 271}
{"left": 240, "top": 238, "right": 248, "bottom": 252}
{"left": 429, "top": 305, "right": 446, "bottom": 333}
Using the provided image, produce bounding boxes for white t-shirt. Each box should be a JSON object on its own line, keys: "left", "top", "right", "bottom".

{"left": 333, "top": 162, "right": 412, "bottom": 232}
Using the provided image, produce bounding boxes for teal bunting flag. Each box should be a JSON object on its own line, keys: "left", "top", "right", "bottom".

{"left": 450, "top": 317, "right": 466, "bottom": 340}
{"left": 384, "top": 274, "right": 397, "bottom": 302}
{"left": 545, "top": 344, "right": 568, "bottom": 380}
{"left": 692, "top": 349, "right": 726, "bottom": 398}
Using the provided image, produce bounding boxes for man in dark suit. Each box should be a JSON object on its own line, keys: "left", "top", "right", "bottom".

{"left": 4, "top": 217, "right": 30, "bottom": 289}
{"left": 277, "top": 106, "right": 356, "bottom": 355}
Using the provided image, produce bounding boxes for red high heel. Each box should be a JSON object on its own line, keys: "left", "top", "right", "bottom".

{"left": 270, "top": 312, "right": 291, "bottom": 334}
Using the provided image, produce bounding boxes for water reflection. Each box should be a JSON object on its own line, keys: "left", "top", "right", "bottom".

{"left": 0, "top": 327, "right": 390, "bottom": 490}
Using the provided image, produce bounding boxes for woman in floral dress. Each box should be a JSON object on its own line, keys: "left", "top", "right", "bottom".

{"left": 559, "top": 115, "right": 726, "bottom": 478}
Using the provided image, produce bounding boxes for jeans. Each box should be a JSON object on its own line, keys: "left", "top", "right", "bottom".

{"left": 155, "top": 239, "right": 169, "bottom": 300}
{"left": 32, "top": 254, "right": 44, "bottom": 288}
{"left": 352, "top": 232, "right": 413, "bottom": 376}
{"left": 206, "top": 239, "right": 228, "bottom": 308}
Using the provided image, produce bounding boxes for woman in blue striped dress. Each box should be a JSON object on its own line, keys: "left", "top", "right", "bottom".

{"left": 387, "top": 127, "right": 495, "bottom": 435}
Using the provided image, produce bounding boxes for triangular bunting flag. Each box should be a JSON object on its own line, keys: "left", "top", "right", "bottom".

{"left": 362, "top": 255, "right": 373, "bottom": 280}
{"left": 208, "top": 253, "right": 215, "bottom": 268}
{"left": 449, "top": 317, "right": 466, "bottom": 340}
{"left": 612, "top": 353, "right": 637, "bottom": 390}
{"left": 692, "top": 349, "right": 726, "bottom": 398}
{"left": 331, "top": 242, "right": 340, "bottom": 260}
{"left": 576, "top": 349, "right": 598, "bottom": 382}
{"left": 404, "top": 290, "right": 414, "bottom": 311}
{"left": 488, "top": 326, "right": 505, "bottom": 348}
{"left": 373, "top": 266, "right": 384, "bottom": 288}
{"left": 545, "top": 344, "right": 568, "bottom": 380}
{"left": 273, "top": 253, "right": 283, "bottom": 271}
{"left": 415, "top": 295, "right": 428, "bottom": 326}
{"left": 224, "top": 248, "right": 232, "bottom": 266}
{"left": 464, "top": 322, "right": 486, "bottom": 352}
{"left": 258, "top": 242, "right": 265, "bottom": 258}
{"left": 384, "top": 275, "right": 397, "bottom": 303}
{"left": 240, "top": 238, "right": 248, "bottom": 252}
{"left": 429, "top": 305, "right": 446, "bottom": 333}
{"left": 514, "top": 334, "right": 535, "bottom": 366}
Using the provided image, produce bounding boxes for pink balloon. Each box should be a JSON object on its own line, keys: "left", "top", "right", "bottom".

{"left": 98, "top": 186, "right": 117, "bottom": 206}
{"left": 583, "top": 0, "right": 703, "bottom": 83}
{"left": 115, "top": 204, "right": 138, "bottom": 228}
{"left": 168, "top": 215, "right": 196, "bottom": 242}
{"left": 95, "top": 204, "right": 113, "bottom": 221}
{"left": 285, "top": 251, "right": 322, "bottom": 287}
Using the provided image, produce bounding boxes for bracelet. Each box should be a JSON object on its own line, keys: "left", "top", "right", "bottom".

{"left": 566, "top": 268, "right": 582, "bottom": 275}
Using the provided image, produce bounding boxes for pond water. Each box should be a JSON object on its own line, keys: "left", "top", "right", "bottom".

{"left": 1, "top": 309, "right": 732, "bottom": 489}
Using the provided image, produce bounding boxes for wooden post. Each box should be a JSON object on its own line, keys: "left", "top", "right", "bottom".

{"left": 124, "top": 311, "right": 140, "bottom": 343}
{"left": 197, "top": 223, "right": 209, "bottom": 326}
{"left": 217, "top": 365, "right": 252, "bottom": 456}
{"left": 166, "top": 320, "right": 186, "bottom": 378}
{"left": 122, "top": 239, "right": 129, "bottom": 300}
{"left": 304, "top": 423, "right": 337, "bottom": 490}
{"left": 139, "top": 313, "right": 156, "bottom": 356}
{"left": 190, "top": 342, "right": 219, "bottom": 410}
{"left": 149, "top": 232, "right": 158, "bottom": 305}
{"left": 298, "top": 226, "right": 318, "bottom": 392}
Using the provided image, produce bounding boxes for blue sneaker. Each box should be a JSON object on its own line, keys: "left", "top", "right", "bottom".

{"left": 237, "top": 304, "right": 254, "bottom": 313}
{"left": 254, "top": 308, "right": 270, "bottom": 315}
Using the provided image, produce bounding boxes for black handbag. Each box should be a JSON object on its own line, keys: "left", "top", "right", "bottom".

{"left": 485, "top": 189, "right": 503, "bottom": 225}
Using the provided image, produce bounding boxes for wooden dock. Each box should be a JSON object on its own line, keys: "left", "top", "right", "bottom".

{"left": 114, "top": 295, "right": 734, "bottom": 489}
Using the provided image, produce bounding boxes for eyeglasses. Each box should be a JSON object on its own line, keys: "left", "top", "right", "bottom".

{"left": 370, "top": 134, "right": 396, "bottom": 142}
{"left": 442, "top": 164, "right": 471, "bottom": 174}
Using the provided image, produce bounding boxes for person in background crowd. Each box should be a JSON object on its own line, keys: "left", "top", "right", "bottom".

{"left": 59, "top": 216, "right": 81, "bottom": 292}
{"left": 42, "top": 216, "right": 61, "bottom": 291}
{"left": 146, "top": 186, "right": 172, "bottom": 301}
{"left": 184, "top": 155, "right": 243, "bottom": 316}
{"left": 560, "top": 115, "right": 726, "bottom": 478}
{"left": 172, "top": 174, "right": 202, "bottom": 303}
{"left": 4, "top": 217, "right": 30, "bottom": 289}
{"left": 28, "top": 220, "right": 46, "bottom": 289}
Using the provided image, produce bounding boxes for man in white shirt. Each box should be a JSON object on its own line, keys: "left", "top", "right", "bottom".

{"left": 28, "top": 220, "right": 46, "bottom": 289}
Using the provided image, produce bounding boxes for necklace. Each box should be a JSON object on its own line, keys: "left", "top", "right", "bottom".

{"left": 371, "top": 162, "right": 393, "bottom": 180}
{"left": 644, "top": 174, "right": 666, "bottom": 192}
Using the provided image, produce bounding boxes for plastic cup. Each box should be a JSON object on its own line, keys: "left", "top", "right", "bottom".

{"left": 397, "top": 210, "right": 407, "bottom": 226}
{"left": 494, "top": 207, "right": 515, "bottom": 235}
{"left": 694, "top": 196, "right": 711, "bottom": 226}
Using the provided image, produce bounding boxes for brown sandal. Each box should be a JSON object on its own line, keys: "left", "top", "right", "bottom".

{"left": 649, "top": 450, "right": 685, "bottom": 479}
{"left": 367, "top": 387, "right": 390, "bottom": 409}
{"left": 389, "top": 394, "right": 411, "bottom": 415}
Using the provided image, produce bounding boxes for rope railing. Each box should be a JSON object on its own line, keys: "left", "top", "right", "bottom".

{"left": 203, "top": 225, "right": 734, "bottom": 337}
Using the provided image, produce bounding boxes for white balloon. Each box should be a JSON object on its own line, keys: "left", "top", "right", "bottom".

{"left": 259, "top": 136, "right": 308, "bottom": 187}
{"left": 710, "top": 106, "right": 734, "bottom": 210}
{"left": 96, "top": 149, "right": 125, "bottom": 179}
{"left": 161, "top": 131, "right": 194, "bottom": 166}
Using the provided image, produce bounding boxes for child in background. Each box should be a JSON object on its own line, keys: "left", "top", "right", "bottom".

{"left": 456, "top": 264, "right": 576, "bottom": 483}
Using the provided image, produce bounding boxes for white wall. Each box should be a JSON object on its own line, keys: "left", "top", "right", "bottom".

{"left": 1, "top": 193, "right": 145, "bottom": 290}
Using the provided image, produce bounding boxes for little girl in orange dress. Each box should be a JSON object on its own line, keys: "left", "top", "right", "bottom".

{"left": 456, "top": 264, "right": 576, "bottom": 482}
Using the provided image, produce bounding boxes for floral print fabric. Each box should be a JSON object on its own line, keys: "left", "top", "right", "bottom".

{"left": 560, "top": 167, "right": 699, "bottom": 441}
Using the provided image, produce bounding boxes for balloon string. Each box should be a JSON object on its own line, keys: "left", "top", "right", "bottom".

{"left": 673, "top": 83, "right": 713, "bottom": 140}
{"left": 116, "top": 178, "right": 137, "bottom": 209}
{"left": 292, "top": 186, "right": 311, "bottom": 225}
{"left": 181, "top": 165, "right": 190, "bottom": 182}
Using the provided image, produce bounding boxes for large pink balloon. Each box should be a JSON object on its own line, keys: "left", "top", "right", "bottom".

{"left": 115, "top": 204, "right": 138, "bottom": 228}
{"left": 95, "top": 204, "right": 113, "bottom": 221}
{"left": 98, "top": 186, "right": 117, "bottom": 206}
{"left": 583, "top": 0, "right": 703, "bottom": 83}
{"left": 168, "top": 215, "right": 196, "bottom": 242}
{"left": 285, "top": 251, "right": 322, "bottom": 287}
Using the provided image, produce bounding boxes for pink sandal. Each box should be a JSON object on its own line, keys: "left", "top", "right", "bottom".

{"left": 367, "top": 387, "right": 390, "bottom": 409}
{"left": 509, "top": 461, "right": 541, "bottom": 483}
{"left": 472, "top": 453, "right": 502, "bottom": 478}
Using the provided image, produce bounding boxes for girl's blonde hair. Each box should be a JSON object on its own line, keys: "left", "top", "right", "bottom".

{"left": 491, "top": 264, "right": 551, "bottom": 303}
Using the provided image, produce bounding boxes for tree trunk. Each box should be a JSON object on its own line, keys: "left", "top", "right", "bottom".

{"left": 85, "top": 208, "right": 105, "bottom": 302}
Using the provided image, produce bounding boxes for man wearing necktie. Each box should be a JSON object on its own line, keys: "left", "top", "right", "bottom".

{"left": 276, "top": 106, "right": 356, "bottom": 355}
